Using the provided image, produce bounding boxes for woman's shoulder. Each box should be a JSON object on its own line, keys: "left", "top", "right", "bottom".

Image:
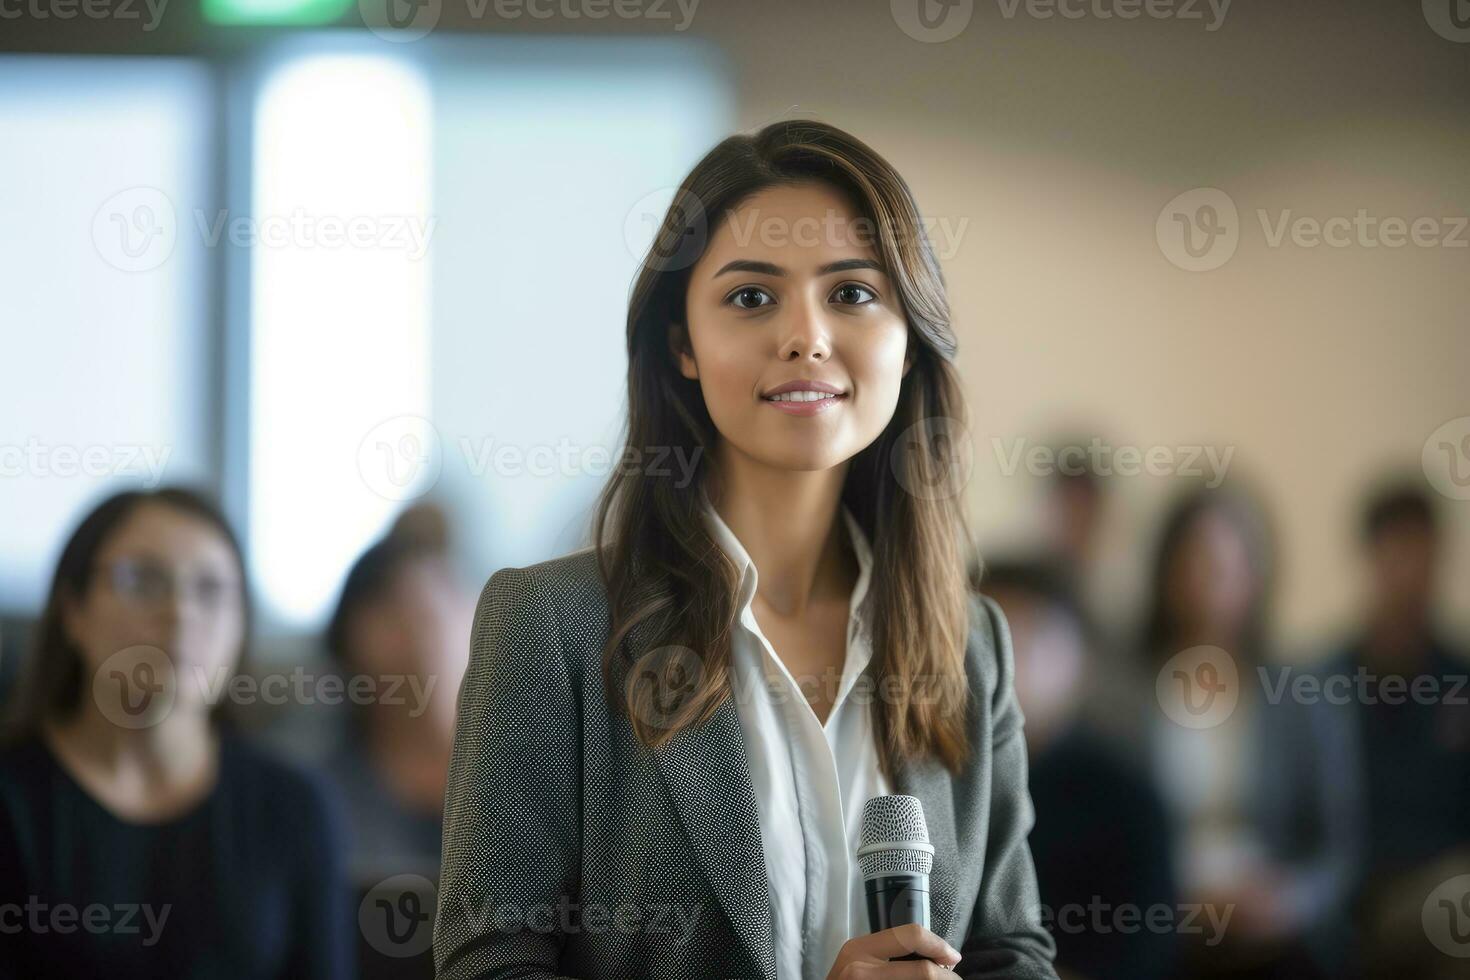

{"left": 964, "top": 590, "right": 1009, "bottom": 696}
{"left": 477, "top": 546, "right": 606, "bottom": 608}
{"left": 473, "top": 546, "right": 611, "bottom": 652}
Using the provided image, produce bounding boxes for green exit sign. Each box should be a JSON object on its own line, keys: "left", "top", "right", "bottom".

{"left": 204, "top": 0, "right": 355, "bottom": 26}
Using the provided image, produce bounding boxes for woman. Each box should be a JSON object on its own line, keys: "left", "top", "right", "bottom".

{"left": 0, "top": 487, "right": 354, "bottom": 979}
{"left": 433, "top": 120, "right": 1059, "bottom": 980}
{"left": 323, "top": 501, "right": 472, "bottom": 885}
{"left": 1140, "top": 483, "right": 1359, "bottom": 980}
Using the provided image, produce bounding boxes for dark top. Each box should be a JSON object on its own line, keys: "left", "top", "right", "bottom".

{"left": 325, "top": 737, "right": 442, "bottom": 884}
{"left": 323, "top": 738, "right": 441, "bottom": 980}
{"left": 1028, "top": 725, "right": 1179, "bottom": 980}
{"left": 0, "top": 729, "right": 355, "bottom": 980}
{"left": 1328, "top": 633, "right": 1470, "bottom": 885}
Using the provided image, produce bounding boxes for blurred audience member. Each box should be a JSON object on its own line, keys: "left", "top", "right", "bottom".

{"left": 323, "top": 502, "right": 473, "bottom": 976}
{"left": 1326, "top": 478, "right": 1470, "bottom": 979}
{"left": 1042, "top": 438, "right": 1106, "bottom": 580}
{"left": 984, "top": 557, "right": 1179, "bottom": 980}
{"left": 1036, "top": 434, "right": 1139, "bottom": 755}
{"left": 1141, "top": 483, "right": 1358, "bottom": 980}
{"left": 0, "top": 487, "right": 353, "bottom": 979}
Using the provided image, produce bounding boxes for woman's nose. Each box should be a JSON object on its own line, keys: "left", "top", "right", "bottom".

{"left": 779, "top": 295, "right": 833, "bottom": 361}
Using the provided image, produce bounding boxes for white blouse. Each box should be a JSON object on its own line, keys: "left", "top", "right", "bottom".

{"left": 699, "top": 490, "right": 892, "bottom": 980}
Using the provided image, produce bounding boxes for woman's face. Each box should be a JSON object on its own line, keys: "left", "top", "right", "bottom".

{"left": 1166, "top": 507, "right": 1258, "bottom": 644}
{"left": 677, "top": 181, "right": 913, "bottom": 473}
{"left": 64, "top": 502, "right": 246, "bottom": 717}
{"left": 346, "top": 556, "right": 473, "bottom": 726}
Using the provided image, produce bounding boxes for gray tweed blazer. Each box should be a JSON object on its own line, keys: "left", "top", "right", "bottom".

{"left": 433, "top": 547, "right": 1058, "bottom": 980}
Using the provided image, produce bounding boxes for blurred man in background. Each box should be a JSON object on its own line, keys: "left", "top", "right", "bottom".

{"left": 1327, "top": 479, "right": 1470, "bottom": 979}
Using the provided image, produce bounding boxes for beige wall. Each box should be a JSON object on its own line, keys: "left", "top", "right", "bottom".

{"left": 442, "top": 0, "right": 1470, "bottom": 648}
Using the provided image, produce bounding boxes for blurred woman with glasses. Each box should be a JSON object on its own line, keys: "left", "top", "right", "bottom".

{"left": 0, "top": 486, "right": 354, "bottom": 979}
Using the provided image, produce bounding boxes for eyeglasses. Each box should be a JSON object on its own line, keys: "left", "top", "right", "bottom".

{"left": 94, "top": 557, "right": 241, "bottom": 611}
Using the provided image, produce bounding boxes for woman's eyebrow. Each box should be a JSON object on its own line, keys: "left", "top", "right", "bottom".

{"left": 711, "top": 258, "right": 885, "bottom": 278}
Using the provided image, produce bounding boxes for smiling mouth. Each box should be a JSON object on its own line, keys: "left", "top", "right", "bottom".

{"left": 761, "top": 391, "right": 847, "bottom": 403}
{"left": 761, "top": 391, "right": 849, "bottom": 416}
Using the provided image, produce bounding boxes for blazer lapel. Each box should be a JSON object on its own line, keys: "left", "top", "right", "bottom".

{"left": 625, "top": 617, "right": 778, "bottom": 980}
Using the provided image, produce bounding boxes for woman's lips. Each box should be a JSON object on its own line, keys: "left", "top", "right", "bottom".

{"left": 762, "top": 392, "right": 849, "bottom": 416}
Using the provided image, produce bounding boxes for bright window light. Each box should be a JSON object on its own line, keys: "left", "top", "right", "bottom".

{"left": 0, "top": 56, "right": 213, "bottom": 612}
{"left": 250, "top": 53, "right": 432, "bottom": 627}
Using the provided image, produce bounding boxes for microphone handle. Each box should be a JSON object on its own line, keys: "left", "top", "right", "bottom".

{"left": 864, "top": 872, "right": 931, "bottom": 961}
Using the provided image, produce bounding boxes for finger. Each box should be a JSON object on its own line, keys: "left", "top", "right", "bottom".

{"left": 867, "top": 957, "right": 958, "bottom": 978}
{"left": 858, "top": 923, "right": 962, "bottom": 966}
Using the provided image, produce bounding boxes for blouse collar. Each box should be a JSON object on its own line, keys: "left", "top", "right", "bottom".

{"left": 698, "top": 484, "right": 875, "bottom": 637}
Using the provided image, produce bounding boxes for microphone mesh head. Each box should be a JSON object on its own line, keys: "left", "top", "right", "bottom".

{"left": 857, "top": 794, "right": 934, "bottom": 879}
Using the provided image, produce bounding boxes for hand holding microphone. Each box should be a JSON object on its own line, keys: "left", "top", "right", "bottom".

{"left": 824, "top": 795, "right": 963, "bottom": 978}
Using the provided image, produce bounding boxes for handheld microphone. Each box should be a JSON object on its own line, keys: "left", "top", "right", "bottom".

{"left": 857, "top": 794, "right": 935, "bottom": 962}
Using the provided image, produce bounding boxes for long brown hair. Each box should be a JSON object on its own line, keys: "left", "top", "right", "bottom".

{"left": 592, "top": 119, "right": 976, "bottom": 783}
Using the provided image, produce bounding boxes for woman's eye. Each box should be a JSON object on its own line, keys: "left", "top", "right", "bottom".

{"left": 833, "top": 283, "right": 876, "bottom": 305}
{"left": 727, "top": 286, "right": 774, "bottom": 310}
